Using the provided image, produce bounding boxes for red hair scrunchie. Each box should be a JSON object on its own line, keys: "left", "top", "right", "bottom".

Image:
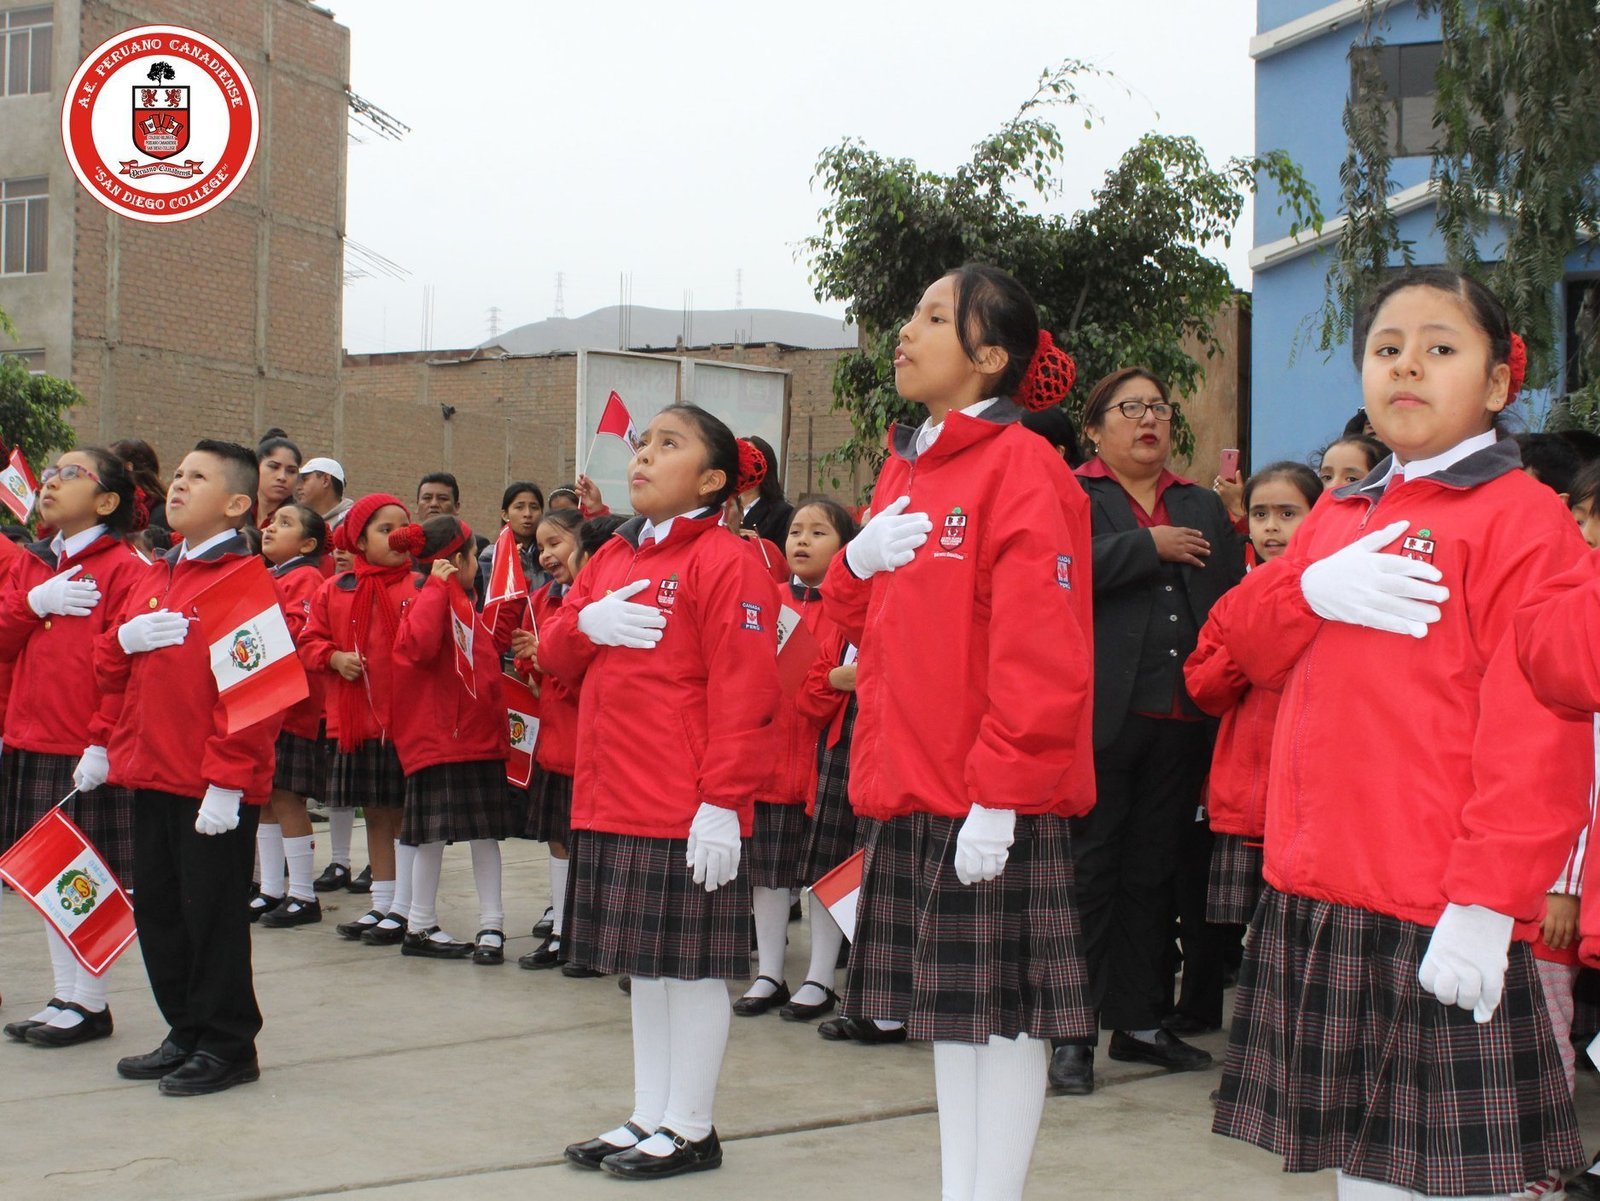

{"left": 735, "top": 439, "right": 768, "bottom": 494}
{"left": 130, "top": 486, "right": 151, "bottom": 533}
{"left": 1506, "top": 332, "right": 1528, "bottom": 403}
{"left": 1016, "top": 329, "right": 1077, "bottom": 412}
{"left": 387, "top": 523, "right": 427, "bottom": 556}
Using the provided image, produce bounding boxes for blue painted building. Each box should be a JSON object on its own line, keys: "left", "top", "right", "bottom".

{"left": 1248, "top": 0, "right": 1599, "bottom": 465}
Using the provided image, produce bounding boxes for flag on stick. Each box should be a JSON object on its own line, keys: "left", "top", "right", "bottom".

{"left": 810, "top": 849, "right": 864, "bottom": 942}
{"left": 450, "top": 588, "right": 479, "bottom": 698}
{"left": 597, "top": 390, "right": 638, "bottom": 450}
{"left": 192, "top": 558, "right": 309, "bottom": 734}
{"left": 0, "top": 806, "right": 136, "bottom": 975}
{"left": 483, "top": 525, "right": 529, "bottom": 628}
{"left": 501, "top": 672, "right": 541, "bottom": 788}
{"left": 0, "top": 445, "right": 38, "bottom": 522}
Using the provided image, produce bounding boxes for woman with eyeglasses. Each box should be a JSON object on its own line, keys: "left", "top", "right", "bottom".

{"left": 1047, "top": 367, "right": 1246, "bottom": 1096}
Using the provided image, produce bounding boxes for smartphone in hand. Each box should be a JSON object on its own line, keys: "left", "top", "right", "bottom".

{"left": 1219, "top": 448, "right": 1240, "bottom": 480}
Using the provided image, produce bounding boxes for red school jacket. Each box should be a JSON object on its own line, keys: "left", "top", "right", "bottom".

{"left": 513, "top": 582, "right": 577, "bottom": 777}
{"left": 389, "top": 574, "right": 509, "bottom": 775}
{"left": 271, "top": 555, "right": 329, "bottom": 741}
{"left": 821, "top": 397, "right": 1096, "bottom": 823}
{"left": 95, "top": 533, "right": 281, "bottom": 805}
{"left": 759, "top": 582, "right": 828, "bottom": 807}
{"left": 1224, "top": 437, "right": 1591, "bottom": 932}
{"left": 539, "top": 510, "right": 781, "bottom": 840}
{"left": 1183, "top": 583, "right": 1281, "bottom": 840}
{"left": 0, "top": 533, "right": 149, "bottom": 756}
{"left": 297, "top": 568, "right": 422, "bottom": 747}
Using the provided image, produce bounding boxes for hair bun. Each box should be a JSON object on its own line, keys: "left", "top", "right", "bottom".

{"left": 735, "top": 439, "right": 767, "bottom": 495}
{"left": 1507, "top": 332, "right": 1528, "bottom": 403}
{"left": 130, "top": 486, "right": 151, "bottom": 533}
{"left": 1017, "top": 330, "right": 1077, "bottom": 412}
{"left": 387, "top": 523, "right": 427, "bottom": 555}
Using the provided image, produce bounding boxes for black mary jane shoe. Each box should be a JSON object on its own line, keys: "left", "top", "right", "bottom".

{"left": 360, "top": 914, "right": 409, "bottom": 946}
{"left": 117, "top": 1038, "right": 191, "bottom": 1080}
{"left": 247, "top": 893, "right": 282, "bottom": 923}
{"left": 817, "top": 1016, "right": 907, "bottom": 1045}
{"left": 24, "top": 1003, "right": 113, "bottom": 1047}
{"left": 778, "top": 982, "right": 838, "bottom": 1022}
{"left": 531, "top": 906, "right": 554, "bottom": 939}
{"left": 345, "top": 865, "right": 373, "bottom": 894}
{"left": 565, "top": 1121, "right": 652, "bottom": 1170}
{"left": 335, "top": 909, "right": 387, "bottom": 940}
{"left": 472, "top": 929, "right": 505, "bottom": 966}
{"left": 312, "top": 862, "right": 351, "bottom": 892}
{"left": 732, "top": 976, "right": 791, "bottom": 1017}
{"left": 602, "top": 1127, "right": 723, "bottom": 1179}
{"left": 158, "top": 1051, "right": 261, "bottom": 1097}
{"left": 259, "top": 896, "right": 322, "bottom": 928}
{"left": 400, "top": 927, "right": 473, "bottom": 959}
{"left": 4, "top": 997, "right": 70, "bottom": 1042}
{"left": 561, "top": 960, "right": 603, "bottom": 979}
{"left": 518, "top": 933, "right": 564, "bottom": 970}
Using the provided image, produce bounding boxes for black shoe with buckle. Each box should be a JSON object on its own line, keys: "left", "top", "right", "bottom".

{"left": 247, "top": 893, "right": 282, "bottom": 923}
{"left": 817, "top": 1016, "right": 907, "bottom": 1044}
{"left": 1048, "top": 1043, "right": 1095, "bottom": 1095}
{"left": 519, "top": 933, "right": 565, "bottom": 970}
{"left": 4, "top": 997, "right": 71, "bottom": 1042}
{"left": 117, "top": 1038, "right": 192, "bottom": 1080}
{"left": 312, "top": 862, "right": 351, "bottom": 892}
{"left": 360, "top": 915, "right": 408, "bottom": 946}
{"left": 24, "top": 1003, "right": 113, "bottom": 1047}
{"left": 158, "top": 1051, "right": 261, "bottom": 1096}
{"left": 400, "top": 927, "right": 473, "bottom": 958}
{"left": 779, "top": 982, "right": 838, "bottom": 1022}
{"left": 565, "top": 1121, "right": 652, "bottom": 1170}
{"left": 531, "top": 906, "right": 554, "bottom": 939}
{"left": 601, "top": 1127, "right": 723, "bottom": 1179}
{"left": 260, "top": 896, "right": 322, "bottom": 928}
{"left": 346, "top": 865, "right": 373, "bottom": 894}
{"left": 1108, "top": 1028, "right": 1213, "bottom": 1072}
{"left": 472, "top": 929, "right": 505, "bottom": 965}
{"left": 732, "top": 976, "right": 790, "bottom": 1016}
{"left": 335, "top": 909, "right": 386, "bottom": 940}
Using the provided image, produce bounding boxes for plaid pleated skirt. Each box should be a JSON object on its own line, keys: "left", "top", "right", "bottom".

{"left": 400, "top": 759, "right": 521, "bottom": 845}
{"left": 1, "top": 748, "right": 136, "bottom": 887}
{"left": 841, "top": 811, "right": 1093, "bottom": 1045}
{"left": 796, "top": 708, "right": 860, "bottom": 887}
{"left": 327, "top": 739, "right": 405, "bottom": 811}
{"left": 524, "top": 768, "right": 572, "bottom": 844}
{"left": 744, "top": 801, "right": 810, "bottom": 890}
{"left": 1214, "top": 887, "right": 1583, "bottom": 1195}
{"left": 566, "top": 829, "right": 751, "bottom": 981}
{"left": 273, "top": 732, "right": 330, "bottom": 798}
{"left": 1206, "top": 833, "right": 1264, "bottom": 925}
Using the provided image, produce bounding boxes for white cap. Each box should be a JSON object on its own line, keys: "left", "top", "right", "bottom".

{"left": 299, "top": 456, "right": 345, "bottom": 484}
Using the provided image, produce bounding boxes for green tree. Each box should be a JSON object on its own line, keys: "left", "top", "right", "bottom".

{"left": 1323, "top": 1, "right": 1600, "bottom": 424}
{"left": 0, "top": 304, "right": 82, "bottom": 494}
{"left": 803, "top": 63, "right": 1321, "bottom": 485}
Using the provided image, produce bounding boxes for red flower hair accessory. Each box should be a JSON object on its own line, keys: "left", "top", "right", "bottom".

{"left": 736, "top": 439, "right": 768, "bottom": 494}
{"left": 1506, "top": 332, "right": 1528, "bottom": 403}
{"left": 1017, "top": 330, "right": 1077, "bottom": 412}
{"left": 387, "top": 523, "right": 426, "bottom": 556}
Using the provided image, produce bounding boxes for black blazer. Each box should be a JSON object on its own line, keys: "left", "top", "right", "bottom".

{"left": 742, "top": 496, "right": 794, "bottom": 548}
{"left": 1079, "top": 472, "right": 1246, "bottom": 750}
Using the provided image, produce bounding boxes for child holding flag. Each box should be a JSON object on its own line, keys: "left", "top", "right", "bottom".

{"left": 0, "top": 448, "right": 148, "bottom": 1048}
{"left": 97, "top": 440, "right": 284, "bottom": 1096}
{"left": 476, "top": 483, "right": 548, "bottom": 603}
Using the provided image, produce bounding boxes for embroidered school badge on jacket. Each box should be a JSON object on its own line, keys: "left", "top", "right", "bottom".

{"left": 657, "top": 575, "right": 679, "bottom": 610}
{"left": 1056, "top": 554, "right": 1073, "bottom": 589}
{"left": 1398, "top": 529, "right": 1436, "bottom": 565}
{"left": 741, "top": 602, "right": 764, "bottom": 632}
{"left": 934, "top": 506, "right": 970, "bottom": 561}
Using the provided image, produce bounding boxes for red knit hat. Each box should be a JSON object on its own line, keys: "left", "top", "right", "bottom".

{"left": 333, "top": 492, "right": 409, "bottom": 554}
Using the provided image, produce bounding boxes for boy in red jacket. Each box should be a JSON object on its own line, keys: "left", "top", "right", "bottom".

{"left": 96, "top": 440, "right": 280, "bottom": 1097}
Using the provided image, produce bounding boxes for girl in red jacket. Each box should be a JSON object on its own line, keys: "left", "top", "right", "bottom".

{"left": 822, "top": 264, "right": 1095, "bottom": 1201}
{"left": 1183, "top": 462, "right": 1320, "bottom": 931}
{"left": 544, "top": 404, "right": 781, "bottom": 1180}
{"left": 512, "top": 506, "right": 582, "bottom": 970}
{"left": 253, "top": 503, "right": 331, "bottom": 928}
{"left": 389, "top": 515, "right": 518, "bottom": 963}
{"left": 298, "top": 494, "right": 419, "bottom": 943}
{"left": 1211, "top": 268, "right": 1591, "bottom": 1199}
{"left": 0, "top": 447, "right": 147, "bottom": 1048}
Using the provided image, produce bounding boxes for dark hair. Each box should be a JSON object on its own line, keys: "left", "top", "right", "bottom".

{"left": 276, "top": 502, "right": 328, "bottom": 556}
{"left": 260, "top": 427, "right": 289, "bottom": 441}
{"left": 1352, "top": 266, "right": 1514, "bottom": 376}
{"left": 417, "top": 514, "right": 473, "bottom": 563}
{"left": 73, "top": 446, "right": 140, "bottom": 535}
{"left": 578, "top": 513, "right": 627, "bottom": 561}
{"left": 1081, "top": 368, "right": 1170, "bottom": 451}
{"left": 1243, "top": 460, "right": 1323, "bottom": 511}
{"left": 321, "top": 472, "right": 344, "bottom": 500}
{"left": 109, "top": 436, "right": 166, "bottom": 501}
{"left": 193, "top": 439, "right": 261, "bottom": 506}
{"left": 1515, "top": 432, "right": 1582, "bottom": 497}
{"left": 658, "top": 404, "right": 740, "bottom": 508}
{"left": 537, "top": 508, "right": 583, "bottom": 539}
{"left": 1570, "top": 460, "right": 1600, "bottom": 512}
{"left": 741, "top": 434, "right": 785, "bottom": 503}
{"left": 240, "top": 523, "right": 263, "bottom": 554}
{"left": 1342, "top": 409, "right": 1371, "bottom": 438}
{"left": 501, "top": 481, "right": 544, "bottom": 511}
{"left": 547, "top": 485, "right": 580, "bottom": 508}
{"left": 1319, "top": 434, "right": 1387, "bottom": 474}
{"left": 418, "top": 471, "right": 460, "bottom": 504}
{"left": 1557, "top": 429, "right": 1600, "bottom": 465}
{"left": 789, "top": 497, "right": 859, "bottom": 546}
{"left": 1019, "top": 405, "right": 1084, "bottom": 467}
{"left": 942, "top": 263, "right": 1040, "bottom": 401}
{"left": 256, "top": 435, "right": 302, "bottom": 468}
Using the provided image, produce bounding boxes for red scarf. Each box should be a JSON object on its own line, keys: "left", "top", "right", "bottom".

{"left": 338, "top": 556, "right": 411, "bottom": 751}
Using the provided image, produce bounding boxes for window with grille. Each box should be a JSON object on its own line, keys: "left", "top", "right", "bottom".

{"left": 1, "top": 6, "right": 52, "bottom": 97}
{"left": 1, "top": 176, "right": 47, "bottom": 274}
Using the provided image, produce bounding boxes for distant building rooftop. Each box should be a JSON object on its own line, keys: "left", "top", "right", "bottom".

{"left": 485, "top": 306, "right": 858, "bottom": 354}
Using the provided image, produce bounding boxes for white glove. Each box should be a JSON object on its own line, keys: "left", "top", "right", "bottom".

{"left": 117, "top": 609, "right": 190, "bottom": 654}
{"left": 685, "top": 802, "right": 741, "bottom": 892}
{"left": 194, "top": 785, "right": 243, "bottom": 836}
{"left": 845, "top": 496, "right": 934, "bottom": 578}
{"left": 576, "top": 579, "right": 666, "bottom": 650}
{"left": 28, "top": 565, "right": 102, "bottom": 618}
{"left": 953, "top": 803, "right": 1016, "bottom": 885}
{"left": 1299, "top": 520, "right": 1449, "bottom": 638}
{"left": 72, "top": 745, "right": 110, "bottom": 793}
{"left": 1417, "top": 903, "right": 1515, "bottom": 1023}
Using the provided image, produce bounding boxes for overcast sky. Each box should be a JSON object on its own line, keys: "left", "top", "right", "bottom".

{"left": 331, "top": 0, "right": 1259, "bottom": 353}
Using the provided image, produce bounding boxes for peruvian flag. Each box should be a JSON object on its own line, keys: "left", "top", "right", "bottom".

{"left": 597, "top": 390, "right": 638, "bottom": 450}
{"left": 501, "top": 672, "right": 540, "bottom": 788}
{"left": 449, "top": 588, "right": 478, "bottom": 698}
{"left": 810, "top": 849, "right": 864, "bottom": 941}
{"left": 0, "top": 808, "right": 136, "bottom": 975}
{"left": 0, "top": 445, "right": 38, "bottom": 522}
{"left": 483, "top": 525, "right": 529, "bottom": 627}
{"left": 192, "top": 558, "right": 309, "bottom": 734}
{"left": 774, "top": 604, "right": 822, "bottom": 698}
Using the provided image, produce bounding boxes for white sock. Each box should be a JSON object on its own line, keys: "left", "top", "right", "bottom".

{"left": 600, "top": 975, "right": 669, "bottom": 1146}
{"left": 1333, "top": 1172, "right": 1427, "bottom": 1199}
{"left": 34, "top": 926, "right": 77, "bottom": 1020}
{"left": 256, "top": 823, "right": 285, "bottom": 899}
{"left": 792, "top": 894, "right": 844, "bottom": 1006}
{"left": 408, "top": 842, "right": 445, "bottom": 933}
{"left": 745, "top": 886, "right": 790, "bottom": 997}
{"left": 72, "top": 964, "right": 109, "bottom": 1014}
{"left": 934, "top": 1042, "right": 979, "bottom": 1201}
{"left": 971, "top": 1034, "right": 1048, "bottom": 1201}
{"left": 284, "top": 834, "right": 316, "bottom": 902}
{"left": 635, "top": 977, "right": 729, "bottom": 1151}
{"left": 371, "top": 878, "right": 395, "bottom": 917}
{"left": 384, "top": 840, "right": 416, "bottom": 926}
{"left": 549, "top": 856, "right": 570, "bottom": 938}
{"left": 328, "top": 807, "right": 355, "bottom": 867}
{"left": 470, "top": 840, "right": 504, "bottom": 931}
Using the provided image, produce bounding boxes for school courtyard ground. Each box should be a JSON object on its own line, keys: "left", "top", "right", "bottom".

{"left": 2, "top": 832, "right": 1595, "bottom": 1200}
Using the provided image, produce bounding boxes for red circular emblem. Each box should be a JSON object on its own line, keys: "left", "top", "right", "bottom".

{"left": 59, "top": 25, "right": 259, "bottom": 224}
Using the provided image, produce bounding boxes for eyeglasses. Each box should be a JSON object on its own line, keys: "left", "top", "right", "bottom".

{"left": 1112, "top": 400, "right": 1175, "bottom": 422}
{"left": 41, "top": 464, "right": 103, "bottom": 486}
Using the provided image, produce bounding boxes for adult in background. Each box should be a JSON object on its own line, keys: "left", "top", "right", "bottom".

{"left": 1020, "top": 405, "right": 1084, "bottom": 468}
{"left": 256, "top": 432, "right": 302, "bottom": 530}
{"left": 296, "top": 457, "right": 353, "bottom": 528}
{"left": 1050, "top": 367, "right": 1245, "bottom": 1095}
{"left": 738, "top": 435, "right": 792, "bottom": 546}
{"left": 110, "top": 436, "right": 173, "bottom": 552}
{"left": 417, "top": 472, "right": 490, "bottom": 557}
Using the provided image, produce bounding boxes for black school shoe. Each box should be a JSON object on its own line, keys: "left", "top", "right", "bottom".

{"left": 565, "top": 1121, "right": 652, "bottom": 1170}
{"left": 601, "top": 1128, "right": 722, "bottom": 1179}
{"left": 259, "top": 896, "right": 322, "bottom": 928}
{"left": 518, "top": 934, "right": 565, "bottom": 970}
{"left": 1047, "top": 1044, "right": 1094, "bottom": 1095}
{"left": 24, "top": 1003, "right": 113, "bottom": 1047}
{"left": 346, "top": 865, "right": 373, "bottom": 894}
{"left": 1107, "top": 1028, "right": 1213, "bottom": 1072}
{"left": 561, "top": 960, "right": 603, "bottom": 979}
{"left": 312, "top": 862, "right": 351, "bottom": 892}
{"left": 4, "top": 997, "right": 70, "bottom": 1042}
{"left": 472, "top": 929, "right": 505, "bottom": 965}
{"left": 335, "top": 909, "right": 386, "bottom": 940}
{"left": 531, "top": 906, "right": 554, "bottom": 939}
{"left": 158, "top": 1051, "right": 260, "bottom": 1096}
{"left": 778, "top": 983, "right": 838, "bottom": 1022}
{"left": 400, "top": 927, "right": 472, "bottom": 959}
{"left": 117, "top": 1038, "right": 190, "bottom": 1080}
{"left": 817, "top": 1016, "right": 906, "bottom": 1044}
{"left": 247, "top": 893, "right": 282, "bottom": 922}
{"left": 731, "top": 976, "right": 790, "bottom": 1016}
{"left": 360, "top": 915, "right": 408, "bottom": 946}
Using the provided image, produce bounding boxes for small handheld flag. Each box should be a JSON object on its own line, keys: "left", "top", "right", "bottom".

{"left": 0, "top": 807, "right": 136, "bottom": 976}
{"left": 810, "top": 849, "right": 864, "bottom": 942}
{"left": 596, "top": 390, "right": 638, "bottom": 450}
{"left": 484, "top": 525, "right": 529, "bottom": 627}
{"left": 0, "top": 445, "right": 39, "bottom": 522}
{"left": 775, "top": 604, "right": 823, "bottom": 698}
{"left": 501, "top": 672, "right": 541, "bottom": 788}
{"left": 192, "top": 558, "right": 310, "bottom": 734}
{"left": 449, "top": 588, "right": 478, "bottom": 698}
